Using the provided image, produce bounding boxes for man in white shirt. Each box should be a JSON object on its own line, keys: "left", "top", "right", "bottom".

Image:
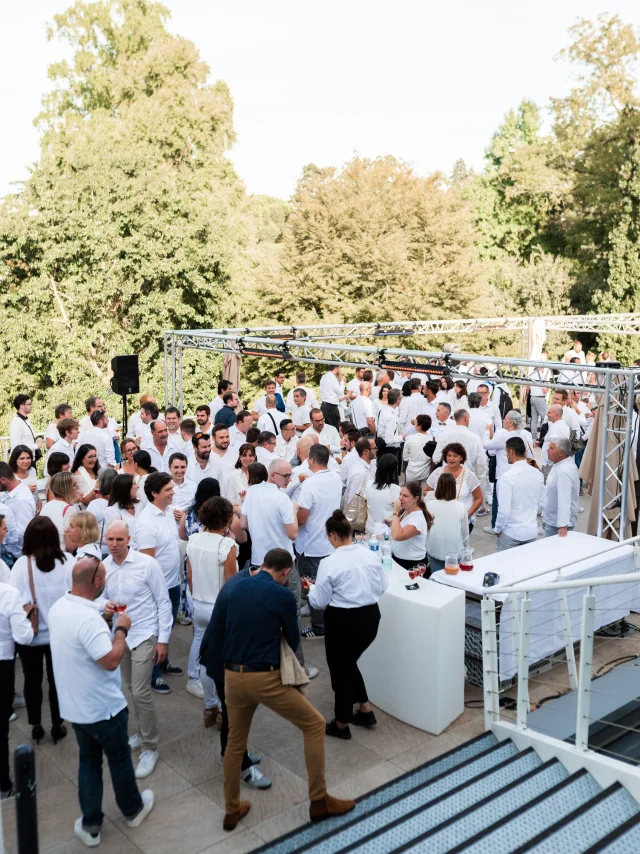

{"left": 467, "top": 392, "right": 493, "bottom": 441}
{"left": 0, "top": 463, "right": 36, "bottom": 567}
{"left": 296, "top": 445, "right": 343, "bottom": 638}
{"left": 48, "top": 558, "right": 154, "bottom": 845}
{"left": 370, "top": 370, "right": 391, "bottom": 401}
{"left": 9, "top": 394, "right": 43, "bottom": 455}
{"left": 229, "top": 410, "right": 252, "bottom": 448}
{"left": 494, "top": 437, "right": 544, "bottom": 551}
{"left": 422, "top": 382, "right": 439, "bottom": 422}
{"left": 144, "top": 419, "right": 179, "bottom": 473}
{"left": 433, "top": 409, "right": 487, "bottom": 484}
{"left": 563, "top": 340, "right": 586, "bottom": 365}
{"left": 138, "top": 473, "right": 184, "bottom": 692}
{"left": 167, "top": 453, "right": 196, "bottom": 524}
{"left": 195, "top": 405, "right": 213, "bottom": 436}
{"left": 209, "top": 425, "right": 239, "bottom": 493}
{"left": 302, "top": 409, "right": 341, "bottom": 455}
{"left": 338, "top": 429, "right": 361, "bottom": 488}
{"left": 403, "top": 414, "right": 434, "bottom": 485}
{"left": 127, "top": 402, "right": 159, "bottom": 444}
{"left": 257, "top": 395, "right": 289, "bottom": 435}
{"left": 344, "top": 437, "right": 376, "bottom": 507}
{"left": 376, "top": 389, "right": 402, "bottom": 463}
{"left": 527, "top": 353, "right": 550, "bottom": 442}
{"left": 275, "top": 420, "right": 298, "bottom": 462}
{"left": 350, "top": 382, "right": 376, "bottom": 435}
{"left": 285, "top": 373, "right": 318, "bottom": 412}
{"left": 273, "top": 370, "right": 286, "bottom": 398}
{"left": 477, "top": 384, "right": 502, "bottom": 432}
{"left": 103, "top": 522, "right": 172, "bottom": 779}
{"left": 539, "top": 404, "right": 571, "bottom": 478}
{"left": 163, "top": 407, "right": 182, "bottom": 443}
{"left": 255, "top": 432, "right": 277, "bottom": 469}
{"left": 289, "top": 388, "right": 312, "bottom": 435}
{"left": 251, "top": 381, "right": 280, "bottom": 421}
{"left": 187, "top": 433, "right": 221, "bottom": 486}
{"left": 319, "top": 366, "right": 352, "bottom": 429}
{"left": 398, "top": 378, "right": 425, "bottom": 436}
{"left": 177, "top": 419, "right": 197, "bottom": 459}
{"left": 432, "top": 402, "right": 454, "bottom": 439}
{"left": 45, "top": 403, "right": 73, "bottom": 451}
{"left": 483, "top": 411, "right": 534, "bottom": 534}
{"left": 552, "top": 389, "right": 583, "bottom": 435}
{"left": 346, "top": 367, "right": 366, "bottom": 397}
{"left": 80, "top": 410, "right": 117, "bottom": 469}
{"left": 48, "top": 416, "right": 80, "bottom": 464}
{"left": 209, "top": 380, "right": 234, "bottom": 418}
{"left": 543, "top": 437, "right": 580, "bottom": 537}
{"left": 79, "top": 396, "right": 107, "bottom": 433}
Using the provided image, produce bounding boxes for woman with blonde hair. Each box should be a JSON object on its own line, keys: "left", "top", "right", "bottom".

{"left": 40, "top": 472, "right": 80, "bottom": 541}
{"left": 63, "top": 510, "right": 101, "bottom": 556}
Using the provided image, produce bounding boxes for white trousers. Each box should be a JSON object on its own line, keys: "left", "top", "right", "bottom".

{"left": 188, "top": 599, "right": 219, "bottom": 710}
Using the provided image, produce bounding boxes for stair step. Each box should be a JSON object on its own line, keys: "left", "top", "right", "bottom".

{"left": 514, "top": 783, "right": 640, "bottom": 853}
{"left": 252, "top": 732, "right": 498, "bottom": 854}
{"left": 300, "top": 743, "right": 532, "bottom": 854}
{"left": 398, "top": 759, "right": 568, "bottom": 854}
{"left": 585, "top": 813, "right": 640, "bottom": 853}
{"left": 455, "top": 768, "right": 602, "bottom": 854}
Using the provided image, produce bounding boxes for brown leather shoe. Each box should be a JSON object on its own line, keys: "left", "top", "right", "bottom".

{"left": 223, "top": 800, "right": 251, "bottom": 831}
{"left": 309, "top": 793, "right": 356, "bottom": 822}
{"left": 203, "top": 707, "right": 218, "bottom": 729}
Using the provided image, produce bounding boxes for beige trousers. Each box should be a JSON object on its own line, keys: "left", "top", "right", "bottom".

{"left": 120, "top": 635, "right": 159, "bottom": 751}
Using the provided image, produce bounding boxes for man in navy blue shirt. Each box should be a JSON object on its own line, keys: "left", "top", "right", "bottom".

{"left": 219, "top": 548, "right": 355, "bottom": 830}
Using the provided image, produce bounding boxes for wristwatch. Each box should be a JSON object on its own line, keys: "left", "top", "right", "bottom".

{"left": 114, "top": 626, "right": 128, "bottom": 638}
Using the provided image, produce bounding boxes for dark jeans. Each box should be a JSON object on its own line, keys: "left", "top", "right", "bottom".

{"left": 15, "top": 643, "right": 62, "bottom": 726}
{"left": 324, "top": 604, "right": 380, "bottom": 723}
{"left": 212, "top": 670, "right": 252, "bottom": 771}
{"left": 72, "top": 707, "right": 142, "bottom": 832}
{"left": 0, "top": 658, "right": 14, "bottom": 792}
{"left": 491, "top": 483, "right": 499, "bottom": 530}
{"left": 297, "top": 553, "right": 325, "bottom": 634}
{"left": 152, "top": 584, "right": 180, "bottom": 682}
{"left": 320, "top": 402, "right": 340, "bottom": 429}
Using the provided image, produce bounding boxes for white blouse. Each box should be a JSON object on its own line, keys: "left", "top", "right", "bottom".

{"left": 75, "top": 466, "right": 98, "bottom": 500}
{"left": 187, "top": 532, "right": 236, "bottom": 604}
{"left": 225, "top": 468, "right": 249, "bottom": 506}
{"left": 364, "top": 482, "right": 401, "bottom": 535}
{"left": 391, "top": 510, "right": 429, "bottom": 561}
{"left": 104, "top": 504, "right": 140, "bottom": 548}
{"left": 10, "top": 553, "right": 75, "bottom": 645}
{"left": 425, "top": 498, "right": 469, "bottom": 560}
{"left": 309, "top": 544, "right": 388, "bottom": 610}
{"left": 426, "top": 467, "right": 481, "bottom": 516}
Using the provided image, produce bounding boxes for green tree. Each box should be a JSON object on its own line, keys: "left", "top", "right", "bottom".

{"left": 0, "top": 0, "right": 244, "bottom": 427}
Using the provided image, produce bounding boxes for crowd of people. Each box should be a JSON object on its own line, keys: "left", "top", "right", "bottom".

{"left": 0, "top": 342, "right": 597, "bottom": 843}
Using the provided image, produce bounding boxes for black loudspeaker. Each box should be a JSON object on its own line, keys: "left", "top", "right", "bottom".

{"left": 111, "top": 355, "right": 140, "bottom": 395}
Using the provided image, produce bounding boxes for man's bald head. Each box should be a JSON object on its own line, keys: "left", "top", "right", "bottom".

{"left": 71, "top": 557, "right": 106, "bottom": 600}
{"left": 106, "top": 520, "right": 131, "bottom": 562}
{"left": 548, "top": 404, "right": 563, "bottom": 423}
{"left": 296, "top": 436, "right": 313, "bottom": 461}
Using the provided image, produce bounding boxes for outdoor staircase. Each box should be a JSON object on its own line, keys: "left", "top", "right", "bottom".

{"left": 254, "top": 732, "right": 640, "bottom": 853}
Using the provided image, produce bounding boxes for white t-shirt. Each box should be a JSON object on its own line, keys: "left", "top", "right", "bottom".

{"left": 136, "top": 503, "right": 180, "bottom": 589}
{"left": 10, "top": 553, "right": 75, "bottom": 645}
{"left": 104, "top": 505, "right": 140, "bottom": 549}
{"left": 187, "top": 532, "right": 236, "bottom": 604}
{"left": 257, "top": 410, "right": 289, "bottom": 435}
{"left": 290, "top": 404, "right": 312, "bottom": 430}
{"left": 241, "top": 481, "right": 295, "bottom": 565}
{"left": 351, "top": 395, "right": 374, "bottom": 430}
{"left": 392, "top": 510, "right": 429, "bottom": 561}
{"left": 49, "top": 592, "right": 127, "bottom": 725}
{"left": 364, "top": 482, "right": 401, "bottom": 535}
{"left": 40, "top": 500, "right": 79, "bottom": 543}
{"left": 296, "top": 470, "right": 343, "bottom": 557}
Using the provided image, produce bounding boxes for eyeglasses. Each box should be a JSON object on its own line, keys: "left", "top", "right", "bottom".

{"left": 274, "top": 472, "right": 292, "bottom": 481}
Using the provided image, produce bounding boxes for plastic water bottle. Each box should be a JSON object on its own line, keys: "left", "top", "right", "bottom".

{"left": 368, "top": 535, "right": 380, "bottom": 557}
{"left": 381, "top": 542, "right": 393, "bottom": 573}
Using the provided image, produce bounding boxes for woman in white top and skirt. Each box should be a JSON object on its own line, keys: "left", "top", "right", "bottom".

{"left": 307, "top": 510, "right": 388, "bottom": 739}
{"left": 389, "top": 481, "right": 432, "bottom": 574}
{"left": 425, "top": 473, "right": 469, "bottom": 573}
{"left": 187, "top": 496, "right": 237, "bottom": 726}
{"left": 10, "top": 516, "right": 74, "bottom": 745}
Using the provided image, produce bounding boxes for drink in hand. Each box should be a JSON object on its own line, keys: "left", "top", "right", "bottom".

{"left": 115, "top": 602, "right": 127, "bottom": 613}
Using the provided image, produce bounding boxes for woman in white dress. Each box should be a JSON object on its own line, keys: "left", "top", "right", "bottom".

{"left": 186, "top": 497, "right": 237, "bottom": 726}
{"left": 424, "top": 442, "right": 484, "bottom": 532}
{"left": 104, "top": 474, "right": 141, "bottom": 548}
{"left": 425, "top": 473, "right": 469, "bottom": 573}
{"left": 9, "top": 445, "right": 41, "bottom": 513}
{"left": 71, "top": 444, "right": 100, "bottom": 506}
{"left": 364, "top": 454, "right": 400, "bottom": 535}
{"left": 40, "top": 472, "right": 80, "bottom": 542}
{"left": 225, "top": 443, "right": 256, "bottom": 507}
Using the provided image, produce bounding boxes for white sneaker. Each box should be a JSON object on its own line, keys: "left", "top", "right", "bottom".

{"left": 135, "top": 750, "right": 159, "bottom": 779}
{"left": 300, "top": 603, "right": 310, "bottom": 616}
{"left": 305, "top": 666, "right": 319, "bottom": 679}
{"left": 579, "top": 506, "right": 585, "bottom": 513}
{"left": 13, "top": 694, "right": 25, "bottom": 708}
{"left": 74, "top": 818, "right": 101, "bottom": 847}
{"left": 483, "top": 526, "right": 495, "bottom": 535}
{"left": 128, "top": 733, "right": 142, "bottom": 751}
{"left": 9, "top": 712, "right": 17, "bottom": 723}
{"left": 241, "top": 764, "right": 272, "bottom": 789}
{"left": 127, "top": 789, "right": 155, "bottom": 827}
{"left": 186, "top": 678, "right": 204, "bottom": 699}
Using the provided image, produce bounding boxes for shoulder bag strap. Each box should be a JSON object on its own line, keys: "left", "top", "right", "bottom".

{"left": 27, "top": 556, "right": 37, "bottom": 606}
{"left": 267, "top": 412, "right": 279, "bottom": 435}
{"left": 456, "top": 468, "right": 466, "bottom": 500}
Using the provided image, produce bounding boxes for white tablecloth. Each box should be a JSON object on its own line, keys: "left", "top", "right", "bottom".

{"left": 431, "top": 533, "right": 640, "bottom": 681}
{"left": 359, "top": 561, "right": 465, "bottom": 734}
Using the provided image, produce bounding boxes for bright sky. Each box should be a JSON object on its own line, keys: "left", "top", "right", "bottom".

{"left": 2, "top": 0, "right": 639, "bottom": 201}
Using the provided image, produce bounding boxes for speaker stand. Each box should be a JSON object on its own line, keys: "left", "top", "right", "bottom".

{"left": 121, "top": 395, "right": 129, "bottom": 439}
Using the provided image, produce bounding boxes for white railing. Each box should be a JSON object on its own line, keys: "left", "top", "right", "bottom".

{"left": 481, "top": 542, "right": 640, "bottom": 802}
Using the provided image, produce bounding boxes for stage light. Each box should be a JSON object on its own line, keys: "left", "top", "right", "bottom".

{"left": 375, "top": 356, "right": 449, "bottom": 377}
{"left": 240, "top": 346, "right": 294, "bottom": 360}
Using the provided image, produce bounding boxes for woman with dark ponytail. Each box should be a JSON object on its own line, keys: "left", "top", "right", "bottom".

{"left": 389, "top": 480, "right": 432, "bottom": 574}
{"left": 306, "top": 510, "right": 388, "bottom": 740}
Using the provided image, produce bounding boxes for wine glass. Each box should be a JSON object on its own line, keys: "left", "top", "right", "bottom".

{"left": 416, "top": 563, "right": 427, "bottom": 578}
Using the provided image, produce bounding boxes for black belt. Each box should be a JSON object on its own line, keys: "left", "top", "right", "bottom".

{"left": 225, "top": 664, "right": 277, "bottom": 673}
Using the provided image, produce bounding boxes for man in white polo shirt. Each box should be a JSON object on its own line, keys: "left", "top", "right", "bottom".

{"left": 103, "top": 522, "right": 173, "bottom": 780}
{"left": 319, "top": 366, "right": 352, "bottom": 429}
{"left": 137, "top": 472, "right": 183, "bottom": 694}
{"left": 49, "top": 416, "right": 80, "bottom": 464}
{"left": 296, "top": 445, "right": 343, "bottom": 638}
{"left": 285, "top": 373, "right": 318, "bottom": 412}
{"left": 351, "top": 382, "right": 376, "bottom": 435}
{"left": 80, "top": 410, "right": 117, "bottom": 469}
{"left": 275, "top": 420, "right": 298, "bottom": 462}
{"left": 144, "top": 419, "right": 179, "bottom": 473}
{"left": 187, "top": 432, "right": 222, "bottom": 486}
{"left": 346, "top": 367, "right": 366, "bottom": 397}
{"left": 302, "top": 409, "right": 341, "bottom": 455}
{"left": 48, "top": 557, "right": 154, "bottom": 847}
{"left": 257, "top": 395, "right": 289, "bottom": 435}
{"left": 289, "top": 388, "right": 312, "bottom": 435}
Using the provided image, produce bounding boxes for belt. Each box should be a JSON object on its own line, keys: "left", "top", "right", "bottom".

{"left": 225, "top": 664, "right": 277, "bottom": 673}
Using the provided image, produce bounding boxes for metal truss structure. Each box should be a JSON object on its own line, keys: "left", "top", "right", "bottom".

{"left": 164, "top": 314, "right": 640, "bottom": 541}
